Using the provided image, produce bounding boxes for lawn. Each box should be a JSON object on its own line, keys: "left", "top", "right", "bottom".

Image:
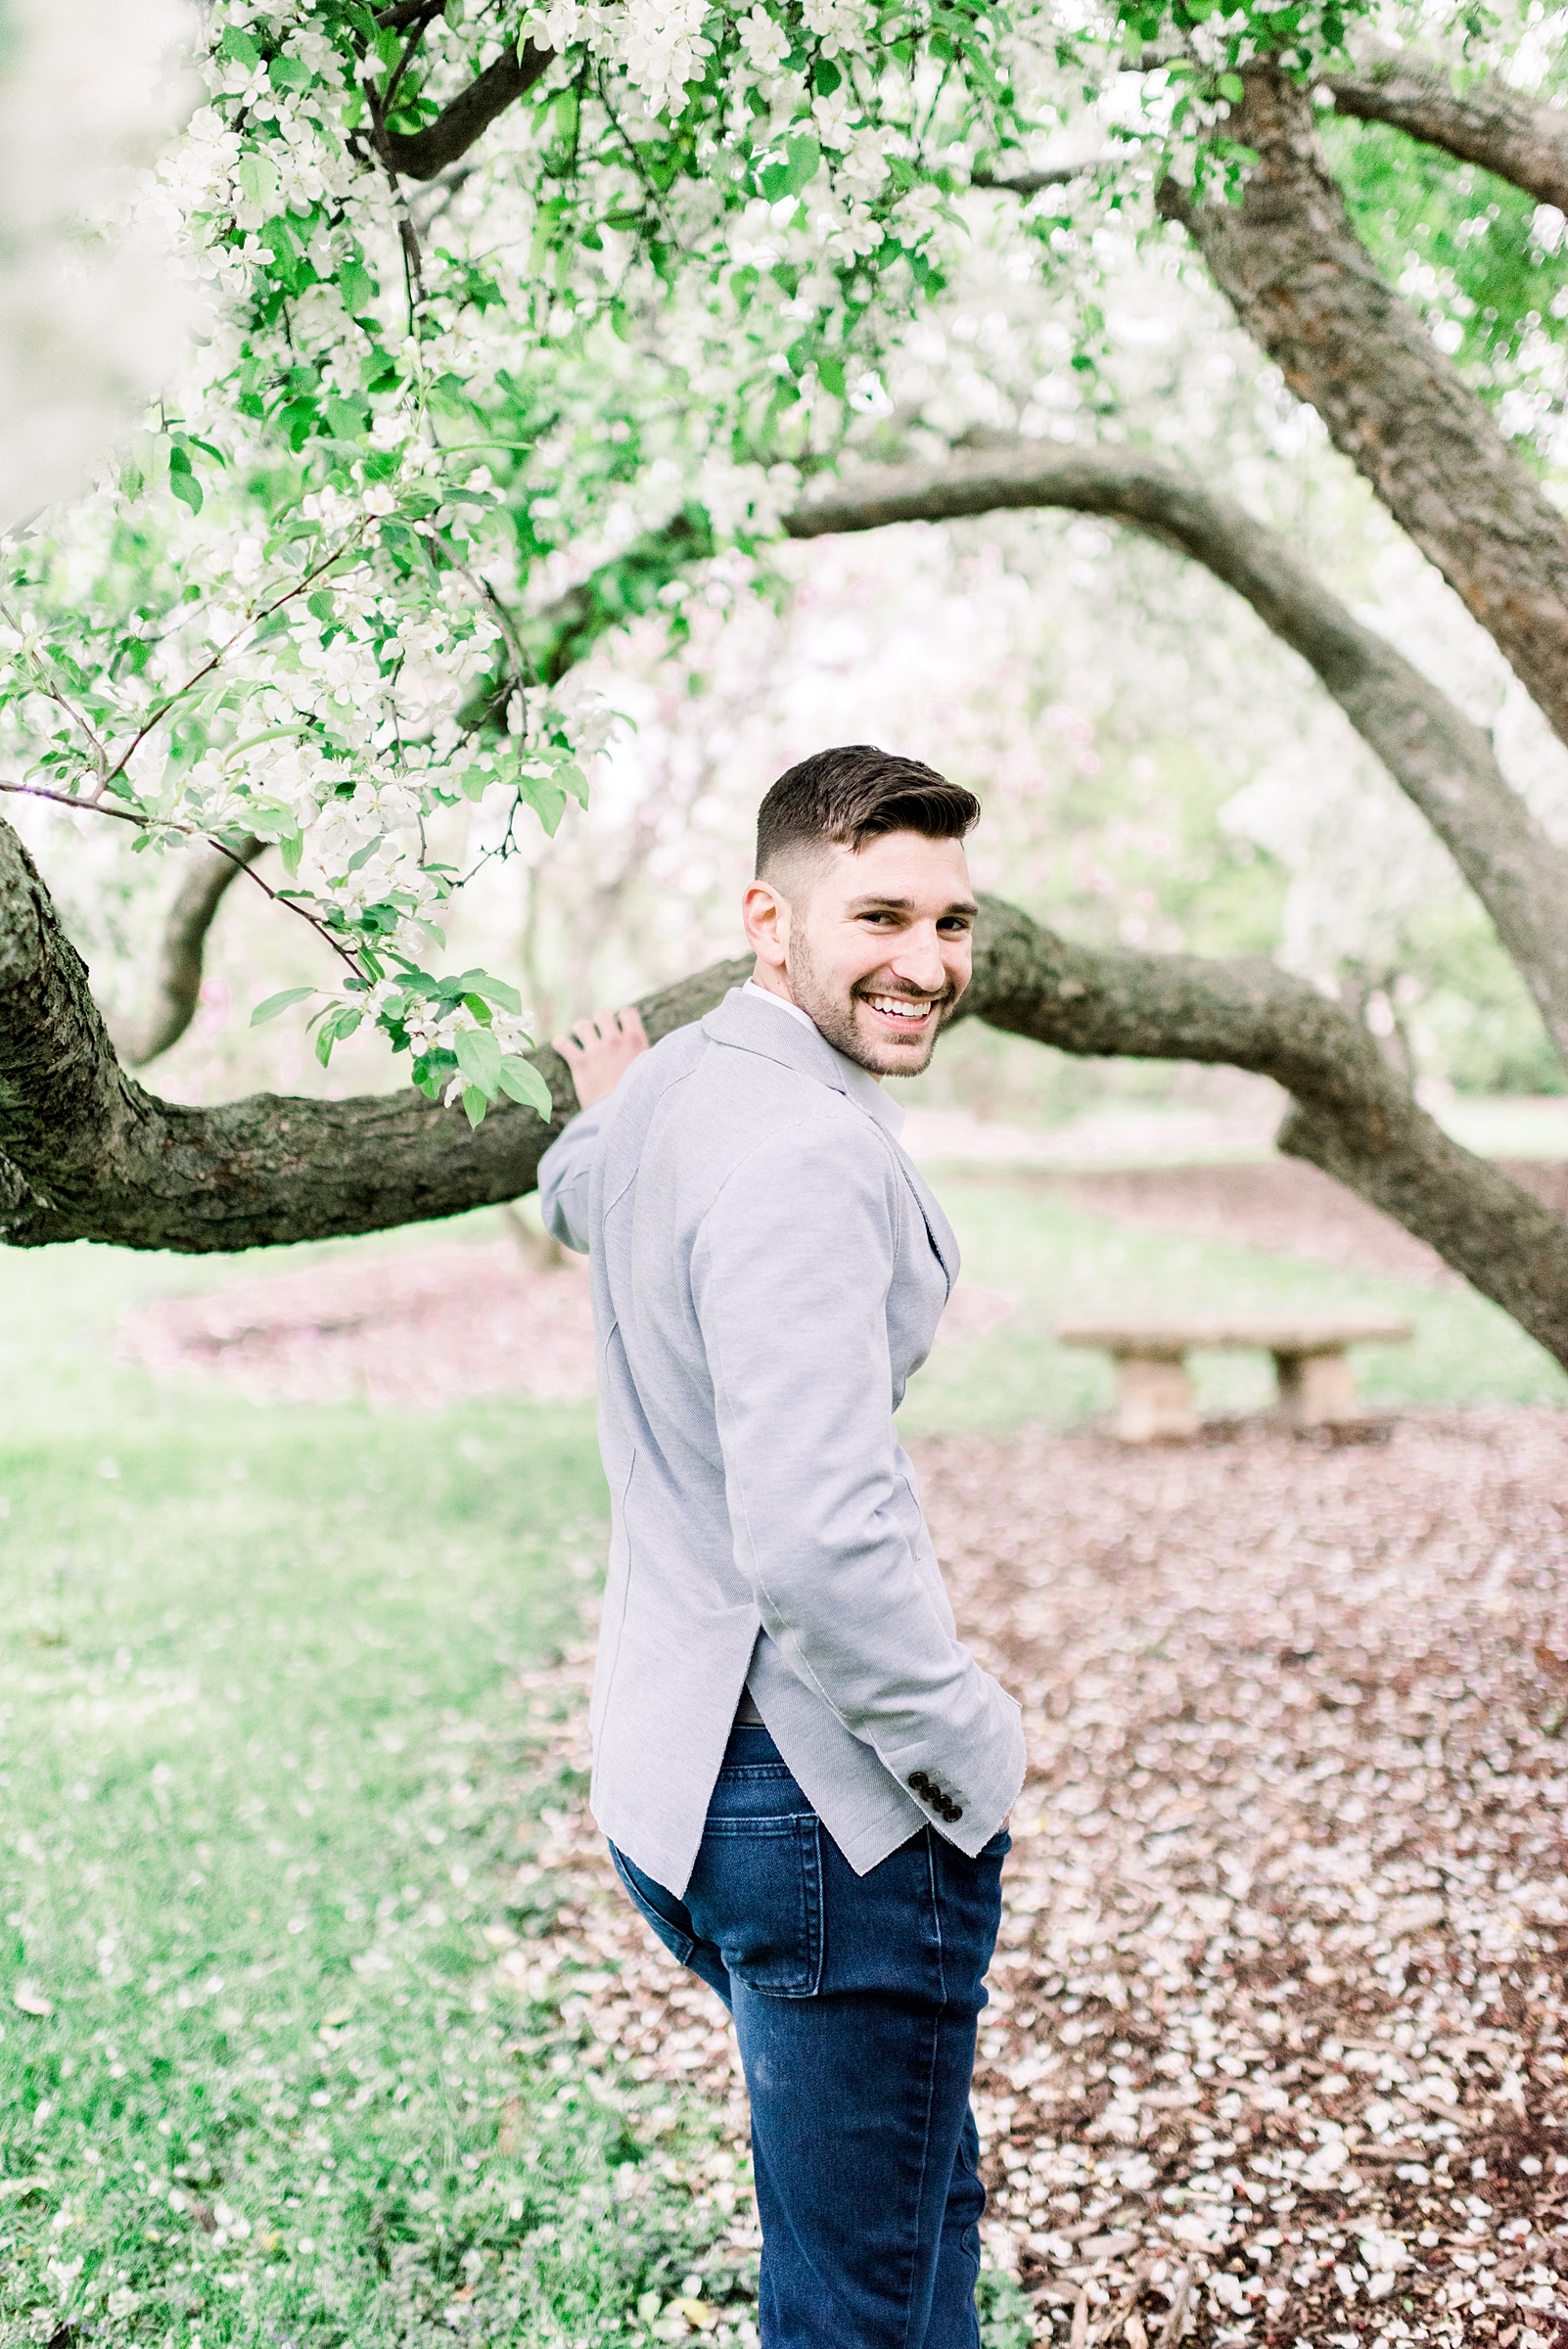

{"left": 0, "top": 1177, "right": 1561, "bottom": 2345}
{"left": 0, "top": 1240, "right": 759, "bottom": 2347}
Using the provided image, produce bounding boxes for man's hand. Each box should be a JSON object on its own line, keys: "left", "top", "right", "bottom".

{"left": 553, "top": 1005, "right": 650, "bottom": 1109}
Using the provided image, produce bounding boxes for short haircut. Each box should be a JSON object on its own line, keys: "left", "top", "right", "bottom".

{"left": 756, "top": 744, "right": 980, "bottom": 879}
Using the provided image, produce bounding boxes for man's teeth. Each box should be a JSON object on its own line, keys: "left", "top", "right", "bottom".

{"left": 866, "top": 995, "right": 933, "bottom": 1021}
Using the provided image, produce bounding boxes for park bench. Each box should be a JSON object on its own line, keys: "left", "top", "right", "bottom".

{"left": 1054, "top": 1312, "right": 1413, "bottom": 1442}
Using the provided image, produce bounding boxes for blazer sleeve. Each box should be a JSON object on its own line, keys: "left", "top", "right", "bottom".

{"left": 690, "top": 1115, "right": 1025, "bottom": 1853}
{"left": 536, "top": 1102, "right": 608, "bottom": 1255}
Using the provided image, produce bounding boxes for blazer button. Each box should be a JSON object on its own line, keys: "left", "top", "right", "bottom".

{"left": 949, "top": 1805, "right": 963, "bottom": 1821}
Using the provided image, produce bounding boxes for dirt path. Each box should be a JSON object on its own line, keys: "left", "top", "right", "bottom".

{"left": 477, "top": 1407, "right": 1568, "bottom": 2346}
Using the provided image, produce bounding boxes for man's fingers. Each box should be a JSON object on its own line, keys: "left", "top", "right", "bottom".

{"left": 552, "top": 1007, "right": 650, "bottom": 1113}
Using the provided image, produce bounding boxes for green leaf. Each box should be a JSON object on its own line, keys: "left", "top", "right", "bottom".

{"left": 518, "top": 770, "right": 569, "bottom": 836}
{"left": 1218, "top": 71, "right": 1245, "bottom": 100}
{"left": 462, "top": 971, "right": 523, "bottom": 1015}
{"left": 217, "top": 26, "right": 261, "bottom": 67}
{"left": 237, "top": 153, "right": 281, "bottom": 211}
{"left": 462, "top": 1084, "right": 489, "bottom": 1128}
{"left": 760, "top": 130, "right": 820, "bottom": 204}
{"left": 497, "top": 1057, "right": 553, "bottom": 1117}
{"left": 454, "top": 1025, "right": 502, "bottom": 1096}
{"left": 250, "top": 987, "right": 314, "bottom": 1026}
{"left": 339, "top": 255, "right": 375, "bottom": 316}
{"left": 169, "top": 468, "right": 203, "bottom": 517}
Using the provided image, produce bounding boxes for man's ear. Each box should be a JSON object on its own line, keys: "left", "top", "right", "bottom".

{"left": 743, "top": 877, "right": 791, "bottom": 969}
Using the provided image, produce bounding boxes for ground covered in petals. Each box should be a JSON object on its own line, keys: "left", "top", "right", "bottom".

{"left": 495, "top": 1406, "right": 1568, "bottom": 2348}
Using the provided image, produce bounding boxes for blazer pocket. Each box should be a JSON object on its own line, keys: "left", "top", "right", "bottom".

{"left": 687, "top": 1813, "right": 823, "bottom": 1998}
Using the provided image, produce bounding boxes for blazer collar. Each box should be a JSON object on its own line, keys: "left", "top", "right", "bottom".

{"left": 701, "top": 988, "right": 959, "bottom": 1286}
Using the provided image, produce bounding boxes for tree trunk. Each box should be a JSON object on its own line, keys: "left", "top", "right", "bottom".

{"left": 5, "top": 813, "right": 1565, "bottom": 1366}
{"left": 1161, "top": 64, "right": 1568, "bottom": 760}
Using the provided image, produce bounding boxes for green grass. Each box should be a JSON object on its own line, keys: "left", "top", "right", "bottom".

{"left": 0, "top": 1227, "right": 774, "bottom": 2347}
{"left": 896, "top": 1174, "right": 1568, "bottom": 1436}
{"left": 1, "top": 1177, "right": 1557, "bottom": 2345}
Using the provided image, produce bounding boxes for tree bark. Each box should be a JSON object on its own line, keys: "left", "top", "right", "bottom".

{"left": 1326, "top": 56, "right": 1568, "bottom": 212}
{"left": 1159, "top": 64, "right": 1568, "bottom": 760}
{"left": 111, "top": 836, "right": 265, "bottom": 1068}
{"left": 384, "top": 40, "right": 553, "bottom": 180}
{"left": 5, "top": 812, "right": 1565, "bottom": 1366}
{"left": 788, "top": 442, "right": 1568, "bottom": 1065}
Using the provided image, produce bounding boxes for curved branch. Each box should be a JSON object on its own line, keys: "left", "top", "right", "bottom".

{"left": 93, "top": 430, "right": 1568, "bottom": 1130}
{"left": 1158, "top": 64, "right": 1568, "bottom": 761}
{"left": 1327, "top": 56, "right": 1568, "bottom": 212}
{"left": 787, "top": 442, "right": 1568, "bottom": 1065}
{"left": 384, "top": 40, "right": 554, "bottom": 180}
{"left": 113, "top": 836, "right": 265, "bottom": 1067}
{"left": 4, "top": 813, "right": 1566, "bottom": 1370}
{"left": 966, "top": 897, "right": 1568, "bottom": 1364}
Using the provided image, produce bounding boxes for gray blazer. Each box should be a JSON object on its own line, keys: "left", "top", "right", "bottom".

{"left": 537, "top": 985, "right": 1025, "bottom": 1896}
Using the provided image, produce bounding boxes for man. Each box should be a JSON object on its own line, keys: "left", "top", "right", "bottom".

{"left": 538, "top": 745, "right": 1026, "bottom": 2349}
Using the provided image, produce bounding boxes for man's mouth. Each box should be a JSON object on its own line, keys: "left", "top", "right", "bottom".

{"left": 860, "top": 992, "right": 941, "bottom": 1029}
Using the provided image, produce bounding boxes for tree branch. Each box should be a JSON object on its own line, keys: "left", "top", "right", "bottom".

{"left": 91, "top": 433, "right": 1568, "bottom": 1103}
{"left": 1326, "top": 56, "right": 1568, "bottom": 212}
{"left": 384, "top": 40, "right": 554, "bottom": 180}
{"left": 966, "top": 897, "right": 1568, "bottom": 1365}
{"left": 1158, "top": 64, "right": 1568, "bottom": 762}
{"left": 5, "top": 812, "right": 1566, "bottom": 1370}
{"left": 787, "top": 441, "right": 1568, "bottom": 1066}
{"left": 111, "top": 836, "right": 265, "bottom": 1067}
{"left": 971, "top": 158, "right": 1115, "bottom": 195}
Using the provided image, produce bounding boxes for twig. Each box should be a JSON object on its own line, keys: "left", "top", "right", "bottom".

{"left": 105, "top": 532, "right": 372, "bottom": 789}
{"left": 1071, "top": 2286, "right": 1090, "bottom": 2349}
{"left": 0, "top": 780, "right": 364, "bottom": 978}
{"left": 1155, "top": 2264, "right": 1190, "bottom": 2348}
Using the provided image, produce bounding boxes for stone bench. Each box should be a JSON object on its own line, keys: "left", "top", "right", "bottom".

{"left": 1054, "top": 1313, "right": 1413, "bottom": 1442}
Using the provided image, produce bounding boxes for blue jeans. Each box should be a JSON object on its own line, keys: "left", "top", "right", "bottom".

{"left": 608, "top": 1724, "right": 1008, "bottom": 2349}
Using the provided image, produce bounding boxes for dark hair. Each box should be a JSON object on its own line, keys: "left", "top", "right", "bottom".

{"left": 756, "top": 744, "right": 980, "bottom": 877}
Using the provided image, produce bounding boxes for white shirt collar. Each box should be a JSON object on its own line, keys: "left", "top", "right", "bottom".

{"left": 743, "top": 979, "right": 906, "bottom": 1140}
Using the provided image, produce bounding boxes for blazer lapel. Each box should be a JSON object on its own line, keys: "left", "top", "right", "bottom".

{"left": 704, "top": 987, "right": 960, "bottom": 1288}
{"left": 894, "top": 1147, "right": 960, "bottom": 1292}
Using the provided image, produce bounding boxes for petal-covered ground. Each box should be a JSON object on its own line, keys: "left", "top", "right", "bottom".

{"left": 478, "top": 1407, "right": 1568, "bottom": 2348}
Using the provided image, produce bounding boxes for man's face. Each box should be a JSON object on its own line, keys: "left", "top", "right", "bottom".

{"left": 744, "top": 829, "right": 977, "bottom": 1077}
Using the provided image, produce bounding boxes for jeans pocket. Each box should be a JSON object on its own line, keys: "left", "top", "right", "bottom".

{"left": 608, "top": 1842, "right": 698, "bottom": 1969}
{"left": 687, "top": 1813, "right": 823, "bottom": 1998}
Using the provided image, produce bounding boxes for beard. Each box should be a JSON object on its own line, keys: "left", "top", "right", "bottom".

{"left": 785, "top": 932, "right": 962, "bottom": 1077}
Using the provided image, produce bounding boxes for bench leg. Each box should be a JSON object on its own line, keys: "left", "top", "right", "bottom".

{"left": 1114, "top": 1355, "right": 1198, "bottom": 1443}
{"left": 1273, "top": 1349, "right": 1358, "bottom": 1428}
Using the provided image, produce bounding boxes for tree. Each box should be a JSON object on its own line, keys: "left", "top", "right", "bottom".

{"left": 3, "top": 0, "right": 1568, "bottom": 1364}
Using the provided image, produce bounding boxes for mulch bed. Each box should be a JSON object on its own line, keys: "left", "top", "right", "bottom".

{"left": 470, "top": 1406, "right": 1568, "bottom": 2347}
{"left": 117, "top": 1237, "right": 600, "bottom": 1407}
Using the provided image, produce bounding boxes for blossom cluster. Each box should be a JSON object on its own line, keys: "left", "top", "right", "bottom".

{"left": 0, "top": 0, "right": 1389, "bottom": 1108}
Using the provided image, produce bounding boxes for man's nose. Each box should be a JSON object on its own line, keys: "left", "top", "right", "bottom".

{"left": 887, "top": 925, "right": 950, "bottom": 991}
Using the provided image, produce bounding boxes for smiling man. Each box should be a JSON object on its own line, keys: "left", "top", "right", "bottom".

{"left": 538, "top": 745, "right": 1026, "bottom": 2349}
